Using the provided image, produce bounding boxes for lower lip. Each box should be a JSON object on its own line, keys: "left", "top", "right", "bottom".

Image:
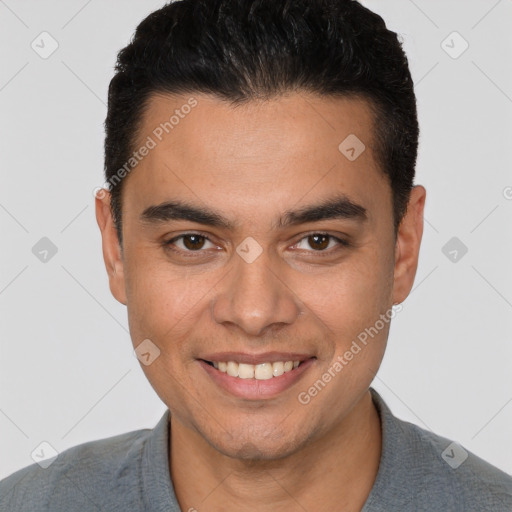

{"left": 198, "top": 358, "right": 315, "bottom": 400}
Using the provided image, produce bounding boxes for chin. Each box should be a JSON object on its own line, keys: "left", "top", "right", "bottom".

{"left": 206, "top": 424, "right": 308, "bottom": 462}
{"left": 222, "top": 440, "right": 299, "bottom": 462}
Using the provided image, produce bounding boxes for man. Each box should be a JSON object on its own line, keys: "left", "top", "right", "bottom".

{"left": 1, "top": 0, "right": 511, "bottom": 510}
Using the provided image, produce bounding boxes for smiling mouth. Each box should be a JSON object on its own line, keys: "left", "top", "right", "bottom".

{"left": 201, "top": 359, "right": 310, "bottom": 380}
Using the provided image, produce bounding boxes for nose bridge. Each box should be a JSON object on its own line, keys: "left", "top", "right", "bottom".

{"left": 211, "top": 247, "right": 301, "bottom": 337}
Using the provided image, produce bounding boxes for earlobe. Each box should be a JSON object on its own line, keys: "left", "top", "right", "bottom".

{"left": 392, "top": 185, "right": 426, "bottom": 305}
{"left": 95, "top": 189, "right": 127, "bottom": 306}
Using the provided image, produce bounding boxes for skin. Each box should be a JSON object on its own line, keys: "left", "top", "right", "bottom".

{"left": 96, "top": 91, "right": 426, "bottom": 511}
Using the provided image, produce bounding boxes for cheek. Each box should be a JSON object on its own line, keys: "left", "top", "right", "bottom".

{"left": 125, "top": 250, "right": 191, "bottom": 347}
{"left": 126, "top": 276, "right": 205, "bottom": 349}
{"left": 122, "top": 254, "right": 211, "bottom": 411}
{"left": 123, "top": 242, "right": 215, "bottom": 336}
{"left": 333, "top": 245, "right": 394, "bottom": 372}
{"left": 301, "top": 244, "right": 394, "bottom": 336}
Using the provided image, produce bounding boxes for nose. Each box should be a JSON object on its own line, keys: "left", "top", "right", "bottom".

{"left": 211, "top": 247, "right": 302, "bottom": 338}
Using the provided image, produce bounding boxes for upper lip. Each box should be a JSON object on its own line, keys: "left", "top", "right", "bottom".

{"left": 199, "top": 352, "right": 315, "bottom": 365}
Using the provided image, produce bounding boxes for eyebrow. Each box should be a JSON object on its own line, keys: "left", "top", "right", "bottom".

{"left": 140, "top": 194, "right": 368, "bottom": 230}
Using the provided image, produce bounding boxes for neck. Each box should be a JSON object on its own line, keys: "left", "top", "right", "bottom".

{"left": 169, "top": 390, "right": 382, "bottom": 512}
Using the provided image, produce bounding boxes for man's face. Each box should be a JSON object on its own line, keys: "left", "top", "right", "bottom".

{"left": 97, "top": 92, "right": 418, "bottom": 460}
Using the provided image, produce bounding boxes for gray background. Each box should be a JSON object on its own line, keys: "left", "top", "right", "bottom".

{"left": 1, "top": 0, "right": 511, "bottom": 479}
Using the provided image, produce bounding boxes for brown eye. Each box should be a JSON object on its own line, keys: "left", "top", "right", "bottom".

{"left": 293, "top": 233, "right": 350, "bottom": 253}
{"left": 164, "top": 233, "right": 217, "bottom": 253}
{"left": 182, "top": 234, "right": 206, "bottom": 250}
{"left": 307, "top": 234, "right": 330, "bottom": 251}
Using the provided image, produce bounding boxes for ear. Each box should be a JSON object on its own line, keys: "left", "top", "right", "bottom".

{"left": 392, "top": 185, "right": 426, "bottom": 305}
{"left": 95, "top": 189, "right": 127, "bottom": 306}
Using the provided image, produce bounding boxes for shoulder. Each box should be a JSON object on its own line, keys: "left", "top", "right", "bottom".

{"left": 367, "top": 388, "right": 512, "bottom": 511}
{"left": 404, "top": 418, "right": 512, "bottom": 509}
{"left": 0, "top": 426, "right": 154, "bottom": 512}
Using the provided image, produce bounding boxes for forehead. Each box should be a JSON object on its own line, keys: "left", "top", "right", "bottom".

{"left": 123, "top": 91, "right": 390, "bottom": 226}
{"left": 138, "top": 91, "right": 377, "bottom": 158}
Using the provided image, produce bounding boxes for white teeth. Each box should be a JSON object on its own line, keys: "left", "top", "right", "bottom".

{"left": 238, "top": 363, "right": 254, "bottom": 379}
{"left": 213, "top": 360, "right": 302, "bottom": 379}
{"left": 254, "top": 363, "right": 273, "bottom": 380}
{"left": 272, "top": 361, "right": 284, "bottom": 377}
{"left": 227, "top": 361, "right": 239, "bottom": 377}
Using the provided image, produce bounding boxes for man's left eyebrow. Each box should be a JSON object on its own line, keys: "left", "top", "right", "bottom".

{"left": 276, "top": 195, "right": 368, "bottom": 228}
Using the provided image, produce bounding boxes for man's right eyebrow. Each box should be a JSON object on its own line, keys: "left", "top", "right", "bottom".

{"left": 140, "top": 201, "right": 235, "bottom": 230}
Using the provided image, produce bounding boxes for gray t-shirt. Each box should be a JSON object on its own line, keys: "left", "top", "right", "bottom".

{"left": 1, "top": 387, "right": 511, "bottom": 511}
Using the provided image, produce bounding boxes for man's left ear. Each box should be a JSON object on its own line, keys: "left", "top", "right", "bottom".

{"left": 95, "top": 190, "right": 127, "bottom": 306}
{"left": 392, "top": 185, "right": 426, "bottom": 305}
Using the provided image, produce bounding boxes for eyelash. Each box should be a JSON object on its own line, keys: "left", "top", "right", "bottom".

{"left": 163, "top": 231, "right": 351, "bottom": 257}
